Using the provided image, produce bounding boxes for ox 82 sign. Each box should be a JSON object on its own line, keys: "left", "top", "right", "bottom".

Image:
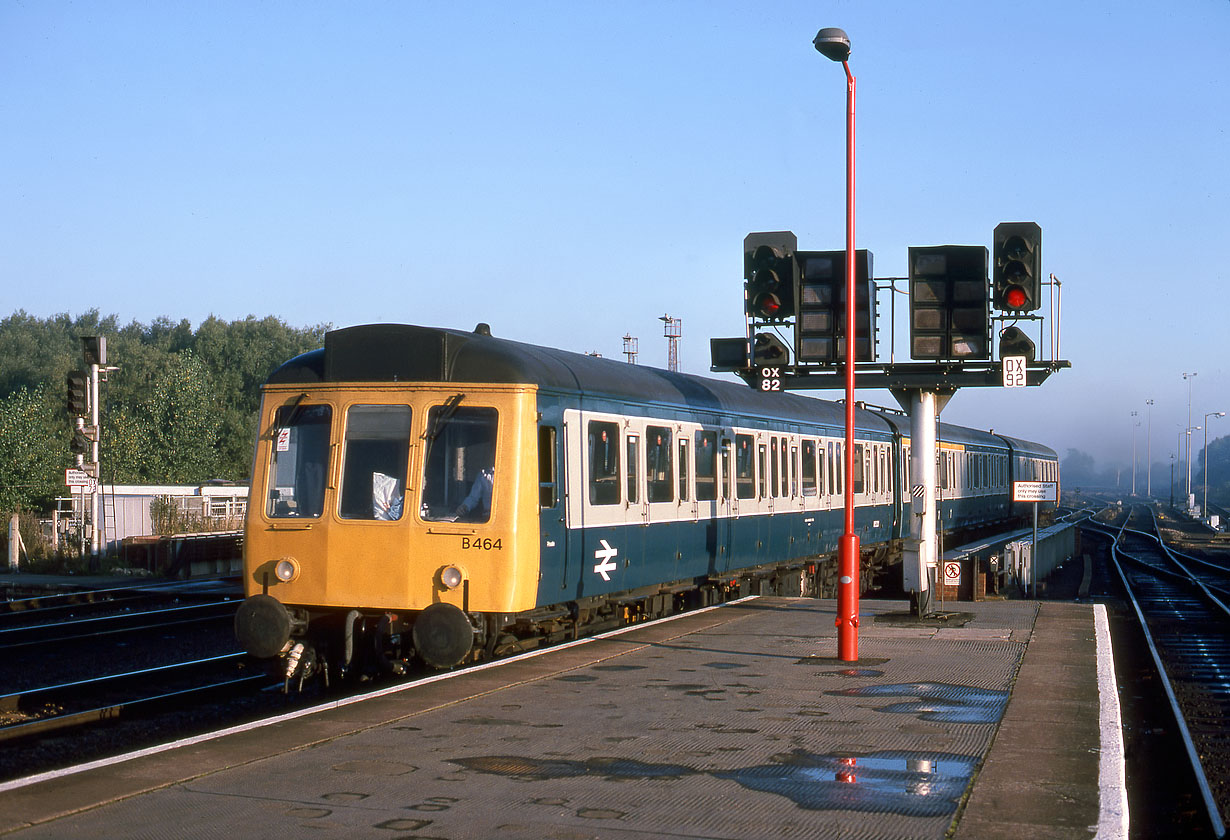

{"left": 758, "top": 366, "right": 783, "bottom": 392}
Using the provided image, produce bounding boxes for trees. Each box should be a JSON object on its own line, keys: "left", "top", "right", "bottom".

{"left": 0, "top": 311, "right": 328, "bottom": 513}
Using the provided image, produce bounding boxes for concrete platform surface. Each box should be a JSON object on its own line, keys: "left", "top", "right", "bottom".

{"left": 0, "top": 597, "right": 1117, "bottom": 839}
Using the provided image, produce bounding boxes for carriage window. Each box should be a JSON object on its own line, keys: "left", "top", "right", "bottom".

{"left": 802, "top": 441, "right": 817, "bottom": 496}
{"left": 828, "top": 442, "right": 837, "bottom": 495}
{"left": 588, "top": 421, "right": 620, "bottom": 506}
{"left": 677, "top": 437, "right": 689, "bottom": 501}
{"left": 695, "top": 431, "right": 718, "bottom": 501}
{"left": 339, "top": 405, "right": 411, "bottom": 520}
{"left": 421, "top": 404, "right": 498, "bottom": 523}
{"left": 539, "top": 425, "right": 557, "bottom": 508}
{"left": 853, "top": 444, "right": 865, "bottom": 495}
{"left": 267, "top": 403, "right": 332, "bottom": 518}
{"left": 626, "top": 434, "right": 640, "bottom": 504}
{"left": 780, "top": 438, "right": 790, "bottom": 497}
{"left": 757, "top": 444, "right": 768, "bottom": 499}
{"left": 646, "top": 426, "right": 673, "bottom": 503}
{"left": 769, "top": 437, "right": 779, "bottom": 498}
{"left": 735, "top": 434, "right": 755, "bottom": 499}
{"left": 791, "top": 445, "right": 799, "bottom": 497}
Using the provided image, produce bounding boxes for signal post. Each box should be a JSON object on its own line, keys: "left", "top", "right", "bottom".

{"left": 714, "top": 221, "right": 1067, "bottom": 620}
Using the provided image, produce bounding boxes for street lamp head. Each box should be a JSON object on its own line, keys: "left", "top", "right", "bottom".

{"left": 814, "top": 27, "right": 851, "bottom": 62}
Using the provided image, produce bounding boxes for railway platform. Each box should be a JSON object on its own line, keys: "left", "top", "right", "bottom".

{"left": 0, "top": 596, "right": 1122, "bottom": 839}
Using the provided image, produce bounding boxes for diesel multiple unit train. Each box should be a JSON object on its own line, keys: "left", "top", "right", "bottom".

{"left": 235, "top": 323, "right": 1058, "bottom": 682}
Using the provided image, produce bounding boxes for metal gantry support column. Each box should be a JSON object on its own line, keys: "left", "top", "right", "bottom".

{"left": 893, "top": 387, "right": 954, "bottom": 616}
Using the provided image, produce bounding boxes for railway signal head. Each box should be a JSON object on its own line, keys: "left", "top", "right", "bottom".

{"left": 993, "top": 222, "right": 1042, "bottom": 312}
{"left": 81, "top": 335, "right": 107, "bottom": 367}
{"left": 67, "top": 370, "right": 89, "bottom": 416}
{"left": 794, "top": 249, "right": 875, "bottom": 364}
{"left": 908, "top": 245, "right": 991, "bottom": 361}
{"left": 744, "top": 231, "right": 798, "bottom": 323}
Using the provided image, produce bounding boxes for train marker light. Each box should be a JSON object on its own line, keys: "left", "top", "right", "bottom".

{"left": 275, "top": 557, "right": 301, "bottom": 583}
{"left": 744, "top": 231, "right": 798, "bottom": 323}
{"left": 993, "top": 222, "right": 1042, "bottom": 312}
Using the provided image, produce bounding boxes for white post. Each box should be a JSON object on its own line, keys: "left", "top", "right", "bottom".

{"left": 897, "top": 389, "right": 941, "bottom": 615}
{"left": 8, "top": 513, "right": 19, "bottom": 571}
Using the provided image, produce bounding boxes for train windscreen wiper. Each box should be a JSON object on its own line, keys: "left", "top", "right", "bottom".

{"left": 424, "top": 393, "right": 466, "bottom": 442}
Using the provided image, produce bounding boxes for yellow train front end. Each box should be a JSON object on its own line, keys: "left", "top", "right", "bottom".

{"left": 235, "top": 379, "right": 541, "bottom": 680}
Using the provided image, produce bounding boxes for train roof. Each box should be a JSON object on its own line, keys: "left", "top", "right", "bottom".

{"left": 267, "top": 323, "right": 1056, "bottom": 458}
{"left": 267, "top": 323, "right": 894, "bottom": 433}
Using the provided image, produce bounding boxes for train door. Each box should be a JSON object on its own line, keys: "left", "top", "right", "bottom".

{"left": 537, "top": 414, "right": 567, "bottom": 597}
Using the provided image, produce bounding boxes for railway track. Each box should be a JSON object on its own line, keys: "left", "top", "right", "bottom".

{"left": 1088, "top": 504, "right": 1230, "bottom": 838}
{"left": 0, "top": 653, "right": 273, "bottom": 741}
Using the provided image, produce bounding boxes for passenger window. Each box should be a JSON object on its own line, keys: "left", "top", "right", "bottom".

{"left": 538, "top": 425, "right": 558, "bottom": 508}
{"left": 735, "top": 434, "right": 755, "bottom": 499}
{"left": 695, "top": 431, "right": 718, "bottom": 501}
{"left": 267, "top": 403, "right": 332, "bottom": 518}
{"left": 757, "top": 443, "right": 768, "bottom": 499}
{"left": 421, "top": 404, "right": 498, "bottom": 523}
{"left": 853, "top": 444, "right": 865, "bottom": 495}
{"left": 626, "top": 434, "right": 640, "bottom": 504}
{"left": 588, "top": 421, "right": 620, "bottom": 506}
{"left": 780, "top": 438, "right": 790, "bottom": 497}
{"left": 339, "top": 404, "right": 412, "bottom": 520}
{"left": 802, "top": 440, "right": 817, "bottom": 496}
{"left": 769, "top": 437, "right": 779, "bottom": 499}
{"left": 790, "top": 445, "right": 799, "bottom": 497}
{"left": 646, "top": 426, "right": 673, "bottom": 503}
{"left": 677, "top": 437, "right": 689, "bottom": 501}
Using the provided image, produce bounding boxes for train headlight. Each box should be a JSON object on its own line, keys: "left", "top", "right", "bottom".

{"left": 275, "top": 557, "right": 301, "bottom": 583}
{"left": 439, "top": 565, "right": 464, "bottom": 590}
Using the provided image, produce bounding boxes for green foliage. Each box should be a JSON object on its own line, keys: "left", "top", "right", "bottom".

{"left": 0, "top": 310, "right": 329, "bottom": 513}
{"left": 0, "top": 383, "right": 68, "bottom": 510}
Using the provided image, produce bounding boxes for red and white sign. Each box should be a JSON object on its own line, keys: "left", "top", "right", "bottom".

{"left": 943, "top": 561, "right": 962, "bottom": 585}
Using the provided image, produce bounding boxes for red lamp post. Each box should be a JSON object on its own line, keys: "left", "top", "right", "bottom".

{"left": 814, "top": 27, "right": 859, "bottom": 662}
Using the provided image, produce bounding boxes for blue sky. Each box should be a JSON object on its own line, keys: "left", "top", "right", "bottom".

{"left": 2, "top": 1, "right": 1227, "bottom": 483}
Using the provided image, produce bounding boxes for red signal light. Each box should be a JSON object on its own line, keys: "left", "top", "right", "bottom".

{"left": 755, "top": 293, "right": 783, "bottom": 318}
{"left": 1004, "top": 285, "right": 1027, "bottom": 310}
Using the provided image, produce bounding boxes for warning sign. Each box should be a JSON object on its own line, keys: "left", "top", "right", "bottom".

{"left": 943, "top": 561, "right": 962, "bottom": 585}
{"left": 1013, "top": 481, "right": 1058, "bottom": 503}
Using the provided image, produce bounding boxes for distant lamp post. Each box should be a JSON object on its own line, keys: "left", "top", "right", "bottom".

{"left": 1184, "top": 372, "right": 1198, "bottom": 503}
{"left": 814, "top": 25, "right": 859, "bottom": 662}
{"left": 1204, "top": 411, "right": 1225, "bottom": 520}
{"left": 1131, "top": 411, "right": 1139, "bottom": 496}
{"left": 1146, "top": 399, "right": 1154, "bottom": 497}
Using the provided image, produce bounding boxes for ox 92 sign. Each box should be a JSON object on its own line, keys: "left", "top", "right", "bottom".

{"left": 758, "top": 367, "right": 783, "bottom": 392}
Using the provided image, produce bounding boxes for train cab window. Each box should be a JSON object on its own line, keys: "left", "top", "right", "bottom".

{"left": 735, "top": 434, "right": 755, "bottom": 499}
{"left": 267, "top": 403, "right": 332, "bottom": 518}
{"left": 339, "top": 405, "right": 412, "bottom": 520}
{"left": 646, "top": 426, "right": 673, "bottom": 503}
{"left": 695, "top": 431, "right": 718, "bottom": 501}
{"left": 588, "top": 421, "right": 620, "bottom": 506}
{"left": 626, "top": 434, "right": 640, "bottom": 504}
{"left": 538, "top": 425, "right": 557, "bottom": 508}
{"left": 421, "top": 405, "right": 498, "bottom": 523}
{"left": 677, "top": 437, "right": 689, "bottom": 502}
